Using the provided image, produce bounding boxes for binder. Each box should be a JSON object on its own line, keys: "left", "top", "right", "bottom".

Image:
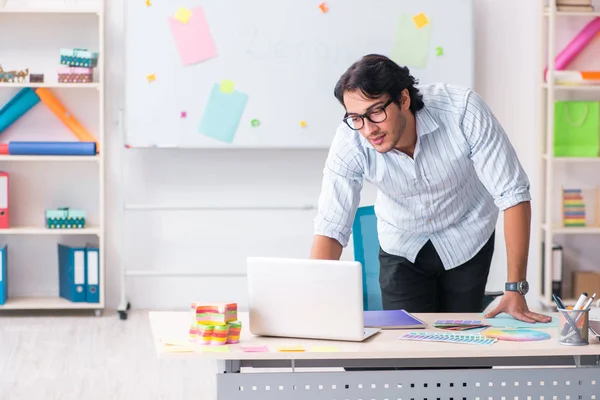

{"left": 86, "top": 245, "right": 99, "bottom": 303}
{"left": 58, "top": 244, "right": 86, "bottom": 302}
{"left": 0, "top": 172, "right": 8, "bottom": 229}
{"left": 0, "top": 245, "right": 7, "bottom": 305}
{"left": 552, "top": 244, "right": 564, "bottom": 298}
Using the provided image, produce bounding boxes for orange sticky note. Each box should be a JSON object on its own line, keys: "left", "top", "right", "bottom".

{"left": 413, "top": 12, "right": 429, "bottom": 29}
{"left": 175, "top": 7, "right": 193, "bottom": 24}
{"left": 319, "top": 2, "right": 329, "bottom": 13}
{"left": 276, "top": 345, "right": 305, "bottom": 352}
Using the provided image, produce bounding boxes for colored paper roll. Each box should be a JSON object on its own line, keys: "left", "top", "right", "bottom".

{"left": 210, "top": 324, "right": 229, "bottom": 345}
{"left": 35, "top": 88, "right": 99, "bottom": 152}
{"left": 226, "top": 321, "right": 242, "bottom": 344}
{"left": 8, "top": 141, "right": 96, "bottom": 156}
{"left": 0, "top": 88, "right": 40, "bottom": 134}
{"left": 197, "top": 324, "right": 214, "bottom": 345}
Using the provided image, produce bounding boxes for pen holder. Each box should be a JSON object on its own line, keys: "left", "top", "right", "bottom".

{"left": 558, "top": 307, "right": 589, "bottom": 346}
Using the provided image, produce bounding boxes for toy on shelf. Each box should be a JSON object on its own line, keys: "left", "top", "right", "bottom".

{"left": 45, "top": 207, "right": 86, "bottom": 229}
{"left": 189, "top": 302, "right": 242, "bottom": 346}
{"left": 0, "top": 66, "right": 29, "bottom": 83}
{"left": 561, "top": 186, "right": 600, "bottom": 227}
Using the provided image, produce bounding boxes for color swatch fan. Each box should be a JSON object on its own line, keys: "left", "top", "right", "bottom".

{"left": 433, "top": 319, "right": 490, "bottom": 331}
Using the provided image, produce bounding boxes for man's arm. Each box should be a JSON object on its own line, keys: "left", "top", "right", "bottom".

{"left": 310, "top": 129, "right": 364, "bottom": 260}
{"left": 460, "top": 90, "right": 551, "bottom": 323}
{"left": 310, "top": 235, "right": 343, "bottom": 260}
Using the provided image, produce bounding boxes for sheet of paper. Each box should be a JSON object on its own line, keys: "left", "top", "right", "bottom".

{"left": 484, "top": 313, "right": 558, "bottom": 329}
{"left": 200, "top": 345, "right": 230, "bottom": 353}
{"left": 168, "top": 6, "right": 218, "bottom": 66}
{"left": 198, "top": 83, "right": 248, "bottom": 143}
{"left": 240, "top": 346, "right": 269, "bottom": 353}
{"left": 275, "top": 345, "right": 305, "bottom": 352}
{"left": 391, "top": 13, "right": 432, "bottom": 69}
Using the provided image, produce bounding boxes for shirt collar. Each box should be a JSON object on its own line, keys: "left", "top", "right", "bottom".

{"left": 415, "top": 105, "right": 439, "bottom": 137}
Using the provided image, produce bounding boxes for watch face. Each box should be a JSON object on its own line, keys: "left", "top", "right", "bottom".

{"left": 519, "top": 281, "right": 529, "bottom": 295}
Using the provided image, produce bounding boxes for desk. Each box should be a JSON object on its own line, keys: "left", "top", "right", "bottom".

{"left": 149, "top": 311, "right": 600, "bottom": 399}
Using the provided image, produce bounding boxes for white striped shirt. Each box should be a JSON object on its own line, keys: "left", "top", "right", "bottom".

{"left": 314, "top": 83, "right": 531, "bottom": 269}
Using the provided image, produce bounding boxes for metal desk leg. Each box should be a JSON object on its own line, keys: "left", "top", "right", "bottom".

{"left": 218, "top": 360, "right": 241, "bottom": 374}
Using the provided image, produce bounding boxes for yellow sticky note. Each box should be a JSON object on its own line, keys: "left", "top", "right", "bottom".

{"left": 200, "top": 346, "right": 230, "bottom": 353}
{"left": 413, "top": 12, "right": 429, "bottom": 29}
{"left": 220, "top": 80, "right": 235, "bottom": 93}
{"left": 175, "top": 7, "right": 193, "bottom": 24}
{"left": 276, "top": 345, "right": 305, "bottom": 352}
{"left": 147, "top": 73, "right": 156, "bottom": 83}
{"left": 145, "top": 0, "right": 151, "bottom": 6}
{"left": 310, "top": 346, "right": 339, "bottom": 352}
{"left": 300, "top": 120, "right": 307, "bottom": 127}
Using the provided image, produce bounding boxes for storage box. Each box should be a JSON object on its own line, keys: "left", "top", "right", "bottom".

{"left": 60, "top": 48, "right": 99, "bottom": 68}
{"left": 57, "top": 67, "right": 93, "bottom": 83}
{"left": 45, "top": 207, "right": 86, "bottom": 229}
{"left": 572, "top": 271, "right": 600, "bottom": 298}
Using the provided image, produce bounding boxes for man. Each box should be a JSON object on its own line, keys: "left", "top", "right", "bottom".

{"left": 310, "top": 54, "right": 550, "bottom": 324}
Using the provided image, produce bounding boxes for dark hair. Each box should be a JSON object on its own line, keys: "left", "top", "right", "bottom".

{"left": 334, "top": 54, "right": 425, "bottom": 115}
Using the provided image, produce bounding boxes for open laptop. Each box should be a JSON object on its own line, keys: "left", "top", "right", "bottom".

{"left": 246, "top": 257, "right": 381, "bottom": 342}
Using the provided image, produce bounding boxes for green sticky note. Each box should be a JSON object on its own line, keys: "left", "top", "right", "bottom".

{"left": 391, "top": 13, "right": 432, "bottom": 69}
{"left": 200, "top": 345, "right": 230, "bottom": 352}
{"left": 199, "top": 83, "right": 248, "bottom": 143}
{"left": 220, "top": 80, "right": 235, "bottom": 93}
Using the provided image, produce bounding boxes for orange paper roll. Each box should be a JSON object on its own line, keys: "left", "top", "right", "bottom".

{"left": 35, "top": 88, "right": 99, "bottom": 152}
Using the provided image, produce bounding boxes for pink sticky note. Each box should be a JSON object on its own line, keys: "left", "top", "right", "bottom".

{"left": 240, "top": 346, "right": 269, "bottom": 353}
{"left": 168, "top": 6, "right": 218, "bottom": 66}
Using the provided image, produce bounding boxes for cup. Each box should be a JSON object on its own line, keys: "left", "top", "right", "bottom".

{"left": 558, "top": 307, "right": 589, "bottom": 346}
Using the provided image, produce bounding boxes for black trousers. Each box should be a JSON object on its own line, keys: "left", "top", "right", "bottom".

{"left": 378, "top": 231, "right": 495, "bottom": 313}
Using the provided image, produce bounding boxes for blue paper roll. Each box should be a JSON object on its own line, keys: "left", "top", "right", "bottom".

{"left": 0, "top": 88, "right": 40, "bottom": 133}
{"left": 8, "top": 141, "right": 96, "bottom": 156}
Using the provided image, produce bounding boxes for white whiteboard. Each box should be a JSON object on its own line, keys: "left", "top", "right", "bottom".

{"left": 124, "top": 0, "right": 474, "bottom": 149}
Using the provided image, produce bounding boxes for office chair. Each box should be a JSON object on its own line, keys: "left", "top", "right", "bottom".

{"left": 352, "top": 205, "right": 503, "bottom": 312}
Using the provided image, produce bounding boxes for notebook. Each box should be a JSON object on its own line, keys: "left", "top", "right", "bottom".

{"left": 364, "top": 309, "right": 427, "bottom": 329}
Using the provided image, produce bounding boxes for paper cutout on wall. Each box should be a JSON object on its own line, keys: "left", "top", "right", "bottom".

{"left": 168, "top": 6, "right": 218, "bottom": 66}
{"left": 199, "top": 83, "right": 248, "bottom": 143}
{"left": 175, "top": 7, "right": 192, "bottom": 24}
{"left": 391, "top": 13, "right": 432, "bottom": 69}
{"left": 412, "top": 12, "right": 429, "bottom": 29}
{"left": 220, "top": 80, "right": 235, "bottom": 93}
{"left": 147, "top": 73, "right": 156, "bottom": 82}
{"left": 436, "top": 46, "right": 443, "bottom": 56}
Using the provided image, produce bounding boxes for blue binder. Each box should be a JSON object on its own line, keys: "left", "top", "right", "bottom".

{"left": 85, "top": 245, "right": 99, "bottom": 303}
{"left": 0, "top": 245, "right": 7, "bottom": 305}
{"left": 58, "top": 244, "right": 86, "bottom": 302}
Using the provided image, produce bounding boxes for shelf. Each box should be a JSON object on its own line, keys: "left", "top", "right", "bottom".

{"left": 0, "top": 83, "right": 100, "bottom": 89}
{"left": 0, "top": 155, "right": 99, "bottom": 162}
{"left": 542, "top": 83, "right": 600, "bottom": 91}
{"left": 0, "top": 226, "right": 100, "bottom": 235}
{"left": 0, "top": 9, "right": 101, "bottom": 14}
{"left": 544, "top": 11, "right": 600, "bottom": 17}
{"left": 542, "top": 155, "right": 600, "bottom": 162}
{"left": 0, "top": 296, "right": 101, "bottom": 310}
{"left": 540, "top": 297, "right": 578, "bottom": 308}
{"left": 542, "top": 224, "right": 600, "bottom": 234}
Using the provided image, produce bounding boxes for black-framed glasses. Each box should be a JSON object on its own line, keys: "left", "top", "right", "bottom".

{"left": 343, "top": 98, "right": 394, "bottom": 130}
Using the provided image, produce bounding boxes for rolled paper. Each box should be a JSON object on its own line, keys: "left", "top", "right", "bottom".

{"left": 188, "top": 322, "right": 198, "bottom": 342}
{"left": 210, "top": 324, "right": 230, "bottom": 346}
{"left": 197, "top": 324, "right": 214, "bottom": 346}
{"left": 196, "top": 303, "right": 238, "bottom": 326}
{"left": 0, "top": 144, "right": 7, "bottom": 155}
{"left": 226, "top": 321, "right": 242, "bottom": 344}
{"left": 35, "top": 88, "right": 99, "bottom": 152}
{"left": 0, "top": 88, "right": 40, "bottom": 134}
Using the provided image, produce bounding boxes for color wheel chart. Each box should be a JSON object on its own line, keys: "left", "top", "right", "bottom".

{"left": 482, "top": 329, "right": 552, "bottom": 342}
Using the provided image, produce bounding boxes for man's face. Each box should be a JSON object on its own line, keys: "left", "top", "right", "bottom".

{"left": 342, "top": 90, "right": 408, "bottom": 153}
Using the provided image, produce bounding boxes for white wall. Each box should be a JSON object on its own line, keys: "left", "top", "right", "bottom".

{"left": 8, "top": 0, "right": 600, "bottom": 310}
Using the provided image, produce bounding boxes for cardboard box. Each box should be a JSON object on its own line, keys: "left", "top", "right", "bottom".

{"left": 572, "top": 271, "right": 600, "bottom": 297}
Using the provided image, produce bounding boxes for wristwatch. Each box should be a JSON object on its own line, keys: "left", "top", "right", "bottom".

{"left": 505, "top": 280, "right": 529, "bottom": 295}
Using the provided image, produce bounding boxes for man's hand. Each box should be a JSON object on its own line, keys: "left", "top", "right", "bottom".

{"left": 484, "top": 291, "right": 552, "bottom": 323}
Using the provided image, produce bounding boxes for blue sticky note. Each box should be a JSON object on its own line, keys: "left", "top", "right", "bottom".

{"left": 483, "top": 313, "right": 558, "bottom": 329}
{"left": 198, "top": 83, "right": 248, "bottom": 143}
